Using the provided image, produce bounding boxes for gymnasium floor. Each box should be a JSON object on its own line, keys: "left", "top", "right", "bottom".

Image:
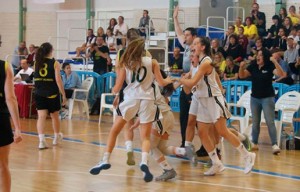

{"left": 10, "top": 113, "right": 300, "bottom": 192}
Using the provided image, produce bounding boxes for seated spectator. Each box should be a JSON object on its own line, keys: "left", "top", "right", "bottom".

{"left": 11, "top": 41, "right": 28, "bottom": 74}
{"left": 14, "top": 59, "right": 34, "bottom": 82}
{"left": 287, "top": 5, "right": 300, "bottom": 26}
{"left": 234, "top": 17, "right": 244, "bottom": 34}
{"left": 211, "top": 38, "right": 227, "bottom": 58}
{"left": 223, "top": 25, "right": 235, "bottom": 50}
{"left": 107, "top": 18, "right": 117, "bottom": 31}
{"left": 75, "top": 28, "right": 96, "bottom": 57}
{"left": 213, "top": 52, "right": 226, "bottom": 79}
{"left": 279, "top": 7, "right": 288, "bottom": 25}
{"left": 105, "top": 28, "right": 116, "bottom": 51}
{"left": 284, "top": 36, "right": 299, "bottom": 77}
{"left": 113, "top": 16, "right": 128, "bottom": 49}
{"left": 97, "top": 27, "right": 106, "bottom": 39}
{"left": 26, "top": 44, "right": 36, "bottom": 66}
{"left": 265, "top": 15, "right": 282, "bottom": 48}
{"left": 248, "top": 37, "right": 264, "bottom": 61}
{"left": 244, "top": 17, "right": 258, "bottom": 54}
{"left": 283, "top": 16, "right": 293, "bottom": 36}
{"left": 61, "top": 63, "right": 82, "bottom": 99}
{"left": 237, "top": 26, "right": 248, "bottom": 58}
{"left": 168, "top": 47, "right": 183, "bottom": 70}
{"left": 226, "top": 34, "right": 243, "bottom": 63}
{"left": 223, "top": 56, "right": 239, "bottom": 81}
{"left": 289, "top": 26, "right": 300, "bottom": 48}
{"left": 138, "top": 10, "right": 155, "bottom": 37}
{"left": 271, "top": 27, "right": 287, "bottom": 51}
{"left": 272, "top": 50, "right": 294, "bottom": 85}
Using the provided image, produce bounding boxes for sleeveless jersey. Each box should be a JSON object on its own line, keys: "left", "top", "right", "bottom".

{"left": 34, "top": 58, "right": 59, "bottom": 97}
{"left": 0, "top": 60, "right": 9, "bottom": 113}
{"left": 193, "top": 56, "right": 223, "bottom": 98}
{"left": 123, "top": 56, "right": 155, "bottom": 100}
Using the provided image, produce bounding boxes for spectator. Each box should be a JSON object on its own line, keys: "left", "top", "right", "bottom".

{"left": 223, "top": 56, "right": 239, "bottom": 81}
{"left": 237, "top": 26, "right": 248, "bottom": 58}
{"left": 244, "top": 17, "right": 258, "bottom": 54}
{"left": 284, "top": 36, "right": 299, "bottom": 77}
{"left": 223, "top": 25, "right": 235, "bottom": 50}
{"left": 97, "top": 27, "right": 106, "bottom": 39}
{"left": 283, "top": 16, "right": 293, "bottom": 36}
{"left": 61, "top": 63, "right": 82, "bottom": 99}
{"left": 107, "top": 18, "right": 117, "bottom": 31}
{"left": 234, "top": 17, "right": 244, "bottom": 34}
{"left": 14, "top": 59, "right": 34, "bottom": 82}
{"left": 211, "top": 38, "right": 227, "bottom": 58}
{"left": 113, "top": 16, "right": 128, "bottom": 49}
{"left": 239, "top": 49, "right": 285, "bottom": 155}
{"left": 248, "top": 37, "right": 264, "bottom": 61}
{"left": 213, "top": 52, "right": 226, "bottom": 79}
{"left": 287, "top": 5, "right": 300, "bottom": 26}
{"left": 75, "top": 29, "right": 96, "bottom": 57}
{"left": 26, "top": 44, "right": 36, "bottom": 66}
{"left": 105, "top": 28, "right": 116, "bottom": 51}
{"left": 279, "top": 7, "right": 288, "bottom": 25}
{"left": 289, "top": 26, "right": 300, "bottom": 48}
{"left": 265, "top": 15, "right": 282, "bottom": 48}
{"left": 272, "top": 50, "right": 294, "bottom": 85}
{"left": 138, "top": 10, "right": 155, "bottom": 37}
{"left": 168, "top": 47, "right": 183, "bottom": 70}
{"left": 251, "top": 3, "right": 266, "bottom": 32}
{"left": 11, "top": 41, "right": 28, "bottom": 74}
{"left": 271, "top": 27, "right": 287, "bottom": 51}
{"left": 226, "top": 34, "right": 243, "bottom": 63}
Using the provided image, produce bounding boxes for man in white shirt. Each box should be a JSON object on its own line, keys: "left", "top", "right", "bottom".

{"left": 14, "top": 59, "right": 34, "bottom": 82}
{"left": 113, "top": 16, "right": 128, "bottom": 48}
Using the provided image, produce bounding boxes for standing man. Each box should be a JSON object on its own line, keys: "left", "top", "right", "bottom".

{"left": 173, "top": 5, "right": 197, "bottom": 148}
{"left": 251, "top": 3, "right": 266, "bottom": 36}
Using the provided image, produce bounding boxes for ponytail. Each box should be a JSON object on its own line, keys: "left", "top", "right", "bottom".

{"left": 35, "top": 42, "right": 53, "bottom": 71}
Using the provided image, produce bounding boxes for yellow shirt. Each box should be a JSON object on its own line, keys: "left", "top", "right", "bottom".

{"left": 288, "top": 14, "right": 300, "bottom": 26}
{"left": 243, "top": 24, "right": 258, "bottom": 39}
{"left": 219, "top": 61, "right": 226, "bottom": 72}
{"left": 234, "top": 24, "right": 244, "bottom": 34}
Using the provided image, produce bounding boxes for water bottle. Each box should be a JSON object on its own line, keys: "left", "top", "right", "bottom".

{"left": 281, "top": 131, "right": 287, "bottom": 150}
{"left": 288, "top": 131, "right": 295, "bottom": 150}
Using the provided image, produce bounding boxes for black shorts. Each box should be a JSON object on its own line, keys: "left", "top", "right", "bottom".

{"left": 65, "top": 89, "right": 74, "bottom": 99}
{"left": 0, "top": 113, "right": 14, "bottom": 147}
{"left": 35, "top": 94, "right": 61, "bottom": 113}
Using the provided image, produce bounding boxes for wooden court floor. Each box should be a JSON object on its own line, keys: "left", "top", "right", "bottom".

{"left": 9, "top": 113, "right": 300, "bottom": 192}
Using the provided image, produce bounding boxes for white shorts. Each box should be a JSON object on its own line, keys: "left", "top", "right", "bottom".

{"left": 153, "top": 110, "right": 174, "bottom": 135}
{"left": 117, "top": 99, "right": 159, "bottom": 124}
{"left": 189, "top": 96, "right": 198, "bottom": 116}
{"left": 196, "top": 96, "right": 231, "bottom": 123}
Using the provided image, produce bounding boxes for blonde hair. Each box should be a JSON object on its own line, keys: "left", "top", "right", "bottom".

{"left": 119, "top": 38, "right": 146, "bottom": 71}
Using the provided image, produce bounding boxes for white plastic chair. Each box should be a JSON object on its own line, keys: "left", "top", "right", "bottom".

{"left": 227, "top": 90, "right": 252, "bottom": 134}
{"left": 98, "top": 93, "right": 116, "bottom": 124}
{"left": 274, "top": 91, "right": 300, "bottom": 145}
{"left": 68, "top": 77, "right": 94, "bottom": 119}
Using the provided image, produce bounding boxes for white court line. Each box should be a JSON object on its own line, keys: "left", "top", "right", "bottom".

{"left": 63, "top": 132, "right": 110, "bottom": 137}
{"left": 10, "top": 169, "right": 271, "bottom": 192}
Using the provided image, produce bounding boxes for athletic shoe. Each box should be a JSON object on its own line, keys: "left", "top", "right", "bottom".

{"left": 53, "top": 133, "right": 63, "bottom": 145}
{"left": 155, "top": 169, "right": 177, "bottom": 181}
{"left": 196, "top": 145, "right": 209, "bottom": 157}
{"left": 38, "top": 140, "right": 49, "bottom": 150}
{"left": 89, "top": 162, "right": 111, "bottom": 175}
{"left": 126, "top": 151, "right": 135, "bottom": 166}
{"left": 272, "top": 144, "right": 280, "bottom": 155}
{"left": 244, "top": 152, "right": 256, "bottom": 174}
{"left": 185, "top": 145, "right": 198, "bottom": 167}
{"left": 140, "top": 164, "right": 153, "bottom": 182}
{"left": 204, "top": 163, "right": 225, "bottom": 176}
{"left": 242, "top": 134, "right": 252, "bottom": 151}
{"left": 251, "top": 143, "right": 259, "bottom": 151}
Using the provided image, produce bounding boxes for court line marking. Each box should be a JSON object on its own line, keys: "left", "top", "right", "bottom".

{"left": 10, "top": 169, "right": 271, "bottom": 192}
{"left": 20, "top": 132, "right": 300, "bottom": 181}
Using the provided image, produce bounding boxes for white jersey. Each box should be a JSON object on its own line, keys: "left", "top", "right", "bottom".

{"left": 123, "top": 56, "right": 155, "bottom": 100}
{"left": 193, "top": 56, "right": 223, "bottom": 98}
{"left": 153, "top": 82, "right": 171, "bottom": 113}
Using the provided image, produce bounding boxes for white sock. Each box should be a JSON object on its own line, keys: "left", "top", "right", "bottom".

{"left": 237, "top": 133, "right": 246, "bottom": 141}
{"left": 174, "top": 147, "right": 186, "bottom": 156}
{"left": 38, "top": 134, "right": 45, "bottom": 142}
{"left": 208, "top": 149, "right": 221, "bottom": 165}
{"left": 185, "top": 141, "right": 192, "bottom": 147}
{"left": 236, "top": 143, "right": 249, "bottom": 157}
{"left": 102, "top": 152, "right": 111, "bottom": 164}
{"left": 54, "top": 133, "right": 59, "bottom": 139}
{"left": 141, "top": 152, "right": 149, "bottom": 165}
{"left": 125, "top": 140, "right": 133, "bottom": 152}
{"left": 159, "top": 159, "right": 172, "bottom": 170}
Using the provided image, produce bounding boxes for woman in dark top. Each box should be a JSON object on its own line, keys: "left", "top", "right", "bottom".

{"left": 107, "top": 18, "right": 117, "bottom": 31}
{"left": 223, "top": 56, "right": 239, "bottom": 81}
{"left": 239, "top": 49, "right": 284, "bottom": 155}
{"left": 34, "top": 42, "right": 66, "bottom": 150}
{"left": 226, "top": 34, "right": 243, "bottom": 63}
{"left": 279, "top": 7, "right": 287, "bottom": 25}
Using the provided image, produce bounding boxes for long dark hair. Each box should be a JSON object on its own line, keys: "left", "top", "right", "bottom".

{"left": 259, "top": 48, "right": 272, "bottom": 66}
{"left": 35, "top": 42, "right": 53, "bottom": 71}
{"left": 199, "top": 36, "right": 211, "bottom": 57}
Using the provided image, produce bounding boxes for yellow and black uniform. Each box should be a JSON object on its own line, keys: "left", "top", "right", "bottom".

{"left": 34, "top": 58, "right": 61, "bottom": 113}
{"left": 0, "top": 60, "right": 14, "bottom": 147}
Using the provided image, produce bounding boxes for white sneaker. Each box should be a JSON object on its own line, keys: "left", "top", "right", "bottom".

{"left": 204, "top": 163, "right": 225, "bottom": 176}
{"left": 39, "top": 140, "right": 49, "bottom": 150}
{"left": 272, "top": 144, "right": 280, "bottom": 155}
{"left": 53, "top": 133, "right": 63, "bottom": 145}
{"left": 244, "top": 152, "right": 256, "bottom": 174}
